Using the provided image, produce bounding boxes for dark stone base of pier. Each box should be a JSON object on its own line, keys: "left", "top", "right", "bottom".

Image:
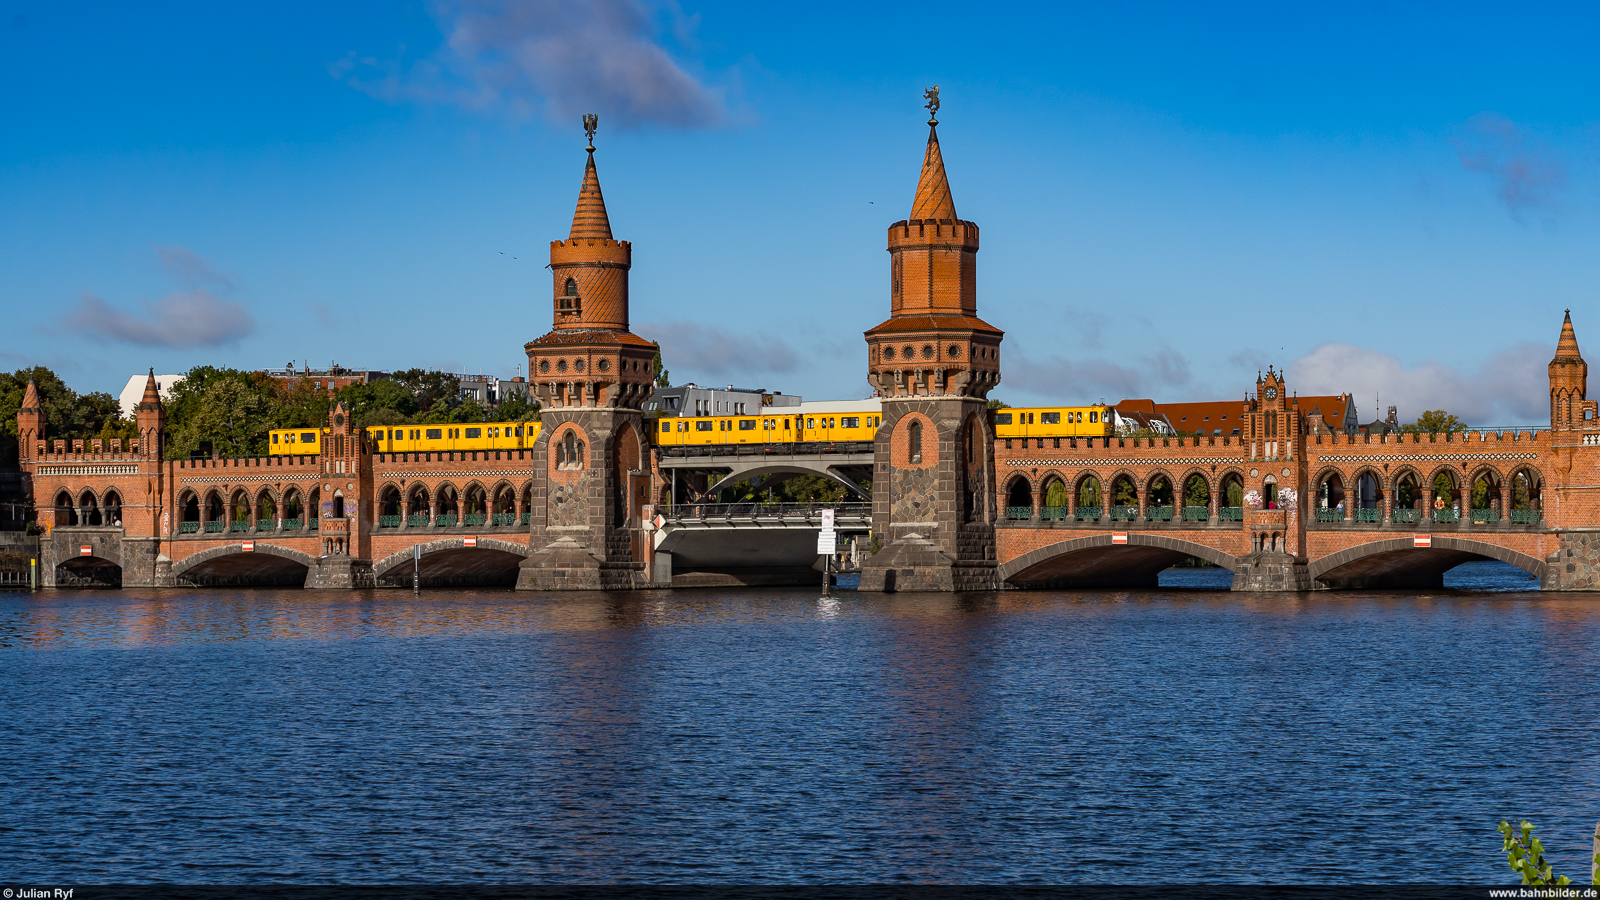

{"left": 304, "top": 556, "right": 373, "bottom": 590}
{"left": 1541, "top": 531, "right": 1600, "bottom": 591}
{"left": 861, "top": 533, "right": 969, "bottom": 592}
{"left": 516, "top": 536, "right": 645, "bottom": 591}
{"left": 1230, "top": 552, "right": 1312, "bottom": 591}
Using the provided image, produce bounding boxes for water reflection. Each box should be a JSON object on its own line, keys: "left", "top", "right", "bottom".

{"left": 2, "top": 578, "right": 1600, "bottom": 883}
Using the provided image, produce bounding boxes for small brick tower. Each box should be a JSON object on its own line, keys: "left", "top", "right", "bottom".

{"left": 859, "top": 89, "right": 1005, "bottom": 592}
{"left": 1549, "top": 310, "right": 1594, "bottom": 429}
{"left": 518, "top": 115, "right": 658, "bottom": 590}
{"left": 16, "top": 376, "right": 43, "bottom": 464}
{"left": 135, "top": 368, "right": 165, "bottom": 459}
{"left": 1230, "top": 367, "right": 1313, "bottom": 590}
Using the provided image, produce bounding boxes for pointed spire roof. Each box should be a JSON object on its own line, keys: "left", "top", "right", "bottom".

{"left": 568, "top": 148, "right": 613, "bottom": 241}
{"left": 139, "top": 368, "right": 162, "bottom": 409}
{"left": 1554, "top": 309, "right": 1583, "bottom": 363}
{"left": 909, "top": 123, "right": 957, "bottom": 221}
{"left": 19, "top": 375, "right": 39, "bottom": 410}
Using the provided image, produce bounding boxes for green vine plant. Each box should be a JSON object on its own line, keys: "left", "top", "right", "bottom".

{"left": 1497, "top": 819, "right": 1599, "bottom": 886}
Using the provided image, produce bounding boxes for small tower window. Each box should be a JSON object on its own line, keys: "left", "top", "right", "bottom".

{"left": 908, "top": 420, "right": 922, "bottom": 464}
{"left": 559, "top": 277, "right": 581, "bottom": 314}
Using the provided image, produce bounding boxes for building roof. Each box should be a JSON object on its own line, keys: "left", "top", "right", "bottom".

{"left": 1553, "top": 309, "right": 1583, "bottom": 364}
{"left": 910, "top": 122, "right": 957, "bottom": 221}
{"left": 569, "top": 147, "right": 613, "bottom": 241}
{"left": 1117, "top": 394, "right": 1356, "bottom": 433}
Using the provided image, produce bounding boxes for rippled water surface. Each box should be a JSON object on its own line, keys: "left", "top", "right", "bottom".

{"left": 3, "top": 561, "right": 1598, "bottom": 884}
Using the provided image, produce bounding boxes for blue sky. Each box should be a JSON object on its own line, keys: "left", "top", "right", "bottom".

{"left": 4, "top": 1, "right": 1598, "bottom": 424}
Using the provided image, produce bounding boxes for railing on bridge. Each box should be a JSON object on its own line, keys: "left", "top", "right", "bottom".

{"left": 1219, "top": 507, "right": 1243, "bottom": 522}
{"left": 1182, "top": 506, "right": 1208, "bottom": 522}
{"left": 1074, "top": 506, "right": 1102, "bottom": 522}
{"left": 179, "top": 521, "right": 199, "bottom": 534}
{"left": 1432, "top": 509, "right": 1459, "bottom": 524}
{"left": 661, "top": 502, "right": 871, "bottom": 524}
{"left": 1510, "top": 508, "right": 1539, "bottom": 525}
{"left": 1005, "top": 506, "right": 1031, "bottom": 520}
{"left": 378, "top": 515, "right": 401, "bottom": 528}
{"left": 1470, "top": 508, "right": 1500, "bottom": 524}
{"left": 1109, "top": 505, "right": 1139, "bottom": 522}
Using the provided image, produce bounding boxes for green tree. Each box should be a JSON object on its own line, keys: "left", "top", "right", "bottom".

{"left": 275, "top": 377, "right": 331, "bottom": 428}
{"left": 1403, "top": 409, "right": 1468, "bottom": 434}
{"left": 1043, "top": 480, "right": 1071, "bottom": 508}
{"left": 0, "top": 367, "right": 130, "bottom": 465}
{"left": 169, "top": 378, "right": 276, "bottom": 458}
{"left": 1078, "top": 477, "right": 1102, "bottom": 506}
{"left": 1497, "top": 820, "right": 1598, "bottom": 886}
{"left": 1112, "top": 477, "right": 1137, "bottom": 507}
{"left": 390, "top": 369, "right": 461, "bottom": 412}
{"left": 491, "top": 390, "right": 540, "bottom": 423}
{"left": 651, "top": 341, "right": 670, "bottom": 388}
{"left": 1183, "top": 475, "right": 1210, "bottom": 508}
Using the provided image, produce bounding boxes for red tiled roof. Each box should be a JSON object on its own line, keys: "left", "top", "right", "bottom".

{"left": 1115, "top": 394, "right": 1354, "bottom": 432}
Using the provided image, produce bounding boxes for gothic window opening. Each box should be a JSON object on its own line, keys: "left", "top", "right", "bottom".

{"left": 557, "top": 431, "right": 586, "bottom": 470}
{"left": 908, "top": 420, "right": 922, "bottom": 464}
{"left": 559, "top": 277, "right": 581, "bottom": 314}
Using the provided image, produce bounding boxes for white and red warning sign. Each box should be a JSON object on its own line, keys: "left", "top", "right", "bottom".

{"left": 242, "top": 541, "right": 255, "bottom": 552}
{"left": 1111, "top": 532, "right": 1128, "bottom": 545}
{"left": 1413, "top": 534, "right": 1432, "bottom": 548}
{"left": 79, "top": 545, "right": 93, "bottom": 557}
{"left": 463, "top": 536, "right": 477, "bottom": 548}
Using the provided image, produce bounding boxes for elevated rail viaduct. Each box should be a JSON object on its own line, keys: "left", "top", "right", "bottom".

{"left": 16, "top": 98, "right": 1600, "bottom": 592}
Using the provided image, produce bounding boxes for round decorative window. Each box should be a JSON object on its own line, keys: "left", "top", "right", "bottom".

{"left": 334, "top": 414, "right": 344, "bottom": 426}
{"left": 921, "top": 344, "right": 935, "bottom": 359}
{"left": 538, "top": 359, "right": 550, "bottom": 373}
{"left": 1265, "top": 387, "right": 1278, "bottom": 399}
{"left": 882, "top": 346, "right": 895, "bottom": 360}
{"left": 948, "top": 344, "right": 961, "bottom": 357}
{"left": 574, "top": 358, "right": 586, "bottom": 373}
{"left": 902, "top": 345, "right": 914, "bottom": 359}
{"left": 556, "top": 359, "right": 568, "bottom": 373}
{"left": 597, "top": 358, "right": 610, "bottom": 372}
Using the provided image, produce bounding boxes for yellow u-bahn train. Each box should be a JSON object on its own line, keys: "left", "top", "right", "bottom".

{"left": 652, "top": 401, "right": 883, "bottom": 446}
{"left": 270, "top": 422, "right": 543, "bottom": 455}
{"left": 990, "top": 406, "right": 1114, "bottom": 440}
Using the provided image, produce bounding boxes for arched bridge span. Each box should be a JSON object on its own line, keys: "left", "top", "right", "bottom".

{"left": 1310, "top": 536, "right": 1545, "bottom": 589}
{"left": 998, "top": 534, "right": 1239, "bottom": 589}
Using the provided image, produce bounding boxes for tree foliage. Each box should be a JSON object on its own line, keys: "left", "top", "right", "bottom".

{"left": 1403, "top": 409, "right": 1469, "bottom": 434}
{"left": 1497, "top": 819, "right": 1598, "bottom": 886}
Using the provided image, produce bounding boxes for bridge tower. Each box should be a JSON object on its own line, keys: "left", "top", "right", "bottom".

{"left": 858, "top": 89, "right": 1004, "bottom": 592}
{"left": 517, "top": 115, "right": 658, "bottom": 590}
{"left": 1549, "top": 310, "right": 1593, "bottom": 429}
{"left": 1229, "top": 367, "right": 1313, "bottom": 590}
{"left": 16, "top": 376, "right": 42, "bottom": 465}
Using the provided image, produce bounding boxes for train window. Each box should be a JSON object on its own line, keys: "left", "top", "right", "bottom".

{"left": 272, "top": 434, "right": 278, "bottom": 444}
{"left": 465, "top": 427, "right": 482, "bottom": 439}
{"left": 784, "top": 419, "right": 791, "bottom": 430}
{"left": 661, "top": 421, "right": 672, "bottom": 433}
{"left": 806, "top": 419, "right": 815, "bottom": 429}
{"left": 696, "top": 421, "right": 714, "bottom": 432}
{"left": 842, "top": 417, "right": 859, "bottom": 428}
{"left": 300, "top": 433, "right": 316, "bottom": 443}
{"left": 1041, "top": 412, "right": 1060, "bottom": 424}
{"left": 1089, "top": 412, "right": 1098, "bottom": 423}
{"left": 739, "top": 420, "right": 756, "bottom": 430}
{"left": 426, "top": 429, "right": 443, "bottom": 440}
{"left": 994, "top": 413, "right": 1012, "bottom": 425}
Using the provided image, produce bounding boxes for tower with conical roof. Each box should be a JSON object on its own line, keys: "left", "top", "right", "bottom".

{"left": 135, "top": 368, "right": 165, "bottom": 459}
{"left": 1549, "top": 310, "right": 1592, "bottom": 429}
{"left": 16, "top": 375, "right": 43, "bottom": 463}
{"left": 860, "top": 89, "right": 1005, "bottom": 592}
{"left": 519, "top": 115, "right": 657, "bottom": 590}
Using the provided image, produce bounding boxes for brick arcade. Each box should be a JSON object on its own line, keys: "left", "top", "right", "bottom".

{"left": 18, "top": 100, "right": 1600, "bottom": 593}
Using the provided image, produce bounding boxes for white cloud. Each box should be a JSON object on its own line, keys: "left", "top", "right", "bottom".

{"left": 1289, "top": 341, "right": 1550, "bottom": 426}
{"left": 335, "top": 0, "right": 726, "bottom": 129}
{"left": 642, "top": 320, "right": 798, "bottom": 379}
{"left": 61, "top": 290, "right": 256, "bottom": 349}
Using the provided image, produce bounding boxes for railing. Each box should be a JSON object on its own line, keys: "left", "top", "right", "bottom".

{"left": 204, "top": 521, "right": 223, "bottom": 533}
{"left": 378, "top": 515, "right": 401, "bottom": 528}
{"left": 1074, "top": 505, "right": 1102, "bottom": 521}
{"left": 464, "top": 513, "right": 487, "bottom": 526}
{"left": 229, "top": 520, "right": 250, "bottom": 532}
{"left": 492, "top": 513, "right": 517, "bottom": 526}
{"left": 1218, "top": 507, "right": 1243, "bottom": 522}
{"left": 1315, "top": 508, "right": 1341, "bottom": 522}
{"left": 179, "top": 521, "right": 199, "bottom": 534}
{"left": 1182, "top": 506, "right": 1209, "bottom": 522}
{"left": 1110, "top": 505, "right": 1139, "bottom": 522}
{"left": 1005, "top": 506, "right": 1033, "bottom": 520}
{"left": 1392, "top": 508, "right": 1420, "bottom": 525}
{"left": 521, "top": 512, "right": 530, "bottom": 526}
{"left": 662, "top": 502, "right": 873, "bottom": 522}
{"left": 282, "top": 518, "right": 303, "bottom": 531}
{"left": 1432, "top": 508, "right": 1459, "bottom": 524}
{"left": 406, "top": 513, "right": 429, "bottom": 527}
{"left": 1510, "top": 508, "right": 1539, "bottom": 525}
{"left": 1354, "top": 507, "right": 1381, "bottom": 523}
{"left": 1146, "top": 506, "right": 1174, "bottom": 522}
{"left": 435, "top": 514, "right": 458, "bottom": 527}
{"left": 1470, "top": 508, "right": 1500, "bottom": 524}
{"left": 1040, "top": 506, "right": 1069, "bottom": 521}
{"left": 307, "top": 519, "right": 318, "bottom": 532}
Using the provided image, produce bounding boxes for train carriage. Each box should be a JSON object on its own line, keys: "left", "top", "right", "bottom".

{"left": 991, "top": 406, "right": 1113, "bottom": 441}
{"left": 269, "top": 422, "right": 542, "bottom": 455}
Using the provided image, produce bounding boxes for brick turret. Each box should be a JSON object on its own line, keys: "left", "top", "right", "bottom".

{"left": 135, "top": 368, "right": 164, "bottom": 459}
{"left": 519, "top": 115, "right": 656, "bottom": 590}
{"left": 860, "top": 89, "right": 1003, "bottom": 593}
{"left": 1549, "top": 310, "right": 1593, "bottom": 429}
{"left": 16, "top": 375, "right": 42, "bottom": 462}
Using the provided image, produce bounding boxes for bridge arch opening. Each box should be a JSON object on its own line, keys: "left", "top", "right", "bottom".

{"left": 406, "top": 485, "right": 429, "bottom": 520}
{"left": 1145, "top": 473, "right": 1174, "bottom": 518}
{"left": 56, "top": 555, "right": 121, "bottom": 588}
{"left": 204, "top": 491, "right": 224, "bottom": 527}
{"left": 379, "top": 486, "right": 401, "bottom": 519}
{"left": 256, "top": 489, "right": 277, "bottom": 526}
{"left": 103, "top": 490, "right": 123, "bottom": 526}
{"left": 1429, "top": 468, "right": 1464, "bottom": 521}
{"left": 175, "top": 546, "right": 313, "bottom": 588}
{"left": 1041, "top": 475, "right": 1069, "bottom": 516}
{"left": 1110, "top": 473, "right": 1137, "bottom": 515}
{"left": 283, "top": 487, "right": 305, "bottom": 528}
{"left": 1181, "top": 473, "right": 1209, "bottom": 520}
{"left": 54, "top": 490, "right": 77, "bottom": 526}
{"left": 1001, "top": 534, "right": 1237, "bottom": 589}
{"left": 1312, "top": 536, "right": 1544, "bottom": 590}
{"left": 1004, "top": 475, "right": 1033, "bottom": 517}
{"left": 1316, "top": 471, "right": 1346, "bottom": 515}
{"left": 80, "top": 489, "right": 102, "bottom": 526}
{"left": 1220, "top": 472, "right": 1244, "bottom": 514}
{"left": 374, "top": 540, "right": 528, "bottom": 588}
{"left": 1509, "top": 467, "right": 1542, "bottom": 521}
{"left": 436, "top": 484, "right": 458, "bottom": 521}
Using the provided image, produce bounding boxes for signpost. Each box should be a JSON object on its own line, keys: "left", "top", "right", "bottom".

{"left": 413, "top": 544, "right": 421, "bottom": 595}
{"left": 818, "top": 509, "right": 836, "bottom": 597}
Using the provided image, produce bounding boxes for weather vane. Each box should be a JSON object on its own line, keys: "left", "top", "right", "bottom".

{"left": 583, "top": 113, "right": 598, "bottom": 151}
{"left": 924, "top": 86, "right": 940, "bottom": 124}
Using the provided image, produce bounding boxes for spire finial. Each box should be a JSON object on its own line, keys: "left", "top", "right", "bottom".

{"left": 923, "top": 85, "right": 940, "bottom": 126}
{"left": 583, "top": 113, "right": 598, "bottom": 152}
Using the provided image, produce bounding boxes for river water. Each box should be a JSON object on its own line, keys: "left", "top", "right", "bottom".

{"left": 2, "top": 561, "right": 1597, "bottom": 884}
